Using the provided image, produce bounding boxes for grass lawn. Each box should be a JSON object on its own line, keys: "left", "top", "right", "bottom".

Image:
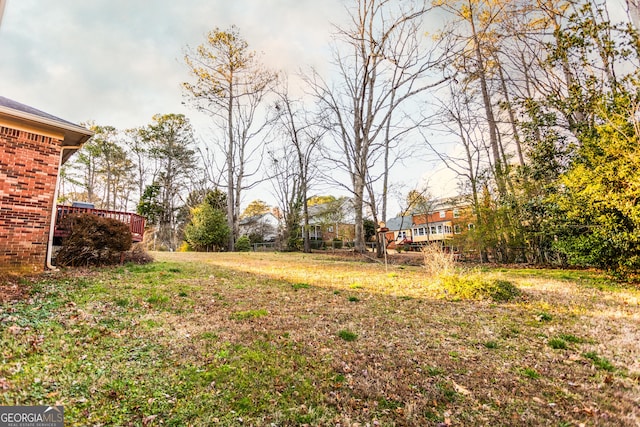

{"left": 1, "top": 251, "right": 639, "bottom": 426}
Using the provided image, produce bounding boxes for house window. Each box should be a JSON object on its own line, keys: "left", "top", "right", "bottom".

{"left": 437, "top": 225, "right": 443, "bottom": 234}
{"left": 398, "top": 231, "right": 407, "bottom": 239}
{"left": 468, "top": 223, "right": 475, "bottom": 230}
{"left": 439, "top": 210, "right": 445, "bottom": 218}
{"left": 454, "top": 224, "right": 462, "bottom": 234}
{"left": 430, "top": 226, "right": 436, "bottom": 234}
{"left": 453, "top": 209, "right": 460, "bottom": 218}
{"left": 328, "top": 226, "right": 334, "bottom": 232}
{"left": 444, "top": 225, "right": 452, "bottom": 234}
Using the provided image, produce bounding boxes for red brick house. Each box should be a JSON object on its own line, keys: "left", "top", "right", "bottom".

{"left": 384, "top": 199, "right": 475, "bottom": 252}
{"left": 0, "top": 96, "right": 93, "bottom": 273}
{"left": 307, "top": 197, "right": 356, "bottom": 244}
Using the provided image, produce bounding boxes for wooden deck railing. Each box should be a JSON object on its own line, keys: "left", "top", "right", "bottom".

{"left": 54, "top": 205, "right": 146, "bottom": 243}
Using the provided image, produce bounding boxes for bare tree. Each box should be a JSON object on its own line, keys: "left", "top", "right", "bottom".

{"left": 183, "top": 26, "right": 278, "bottom": 250}
{"left": 268, "top": 145, "right": 302, "bottom": 249}
{"left": 427, "top": 81, "right": 490, "bottom": 260}
{"left": 307, "top": 0, "right": 447, "bottom": 253}
{"left": 270, "top": 79, "right": 324, "bottom": 252}
{"left": 435, "top": 0, "right": 513, "bottom": 196}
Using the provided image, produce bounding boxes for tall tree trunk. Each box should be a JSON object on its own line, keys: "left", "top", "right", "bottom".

{"left": 366, "top": 182, "right": 383, "bottom": 257}
{"left": 497, "top": 62, "right": 525, "bottom": 167}
{"left": 227, "top": 80, "right": 236, "bottom": 251}
{"left": 353, "top": 174, "right": 366, "bottom": 253}
{"left": 303, "top": 196, "right": 311, "bottom": 253}
{"left": 468, "top": 1, "right": 506, "bottom": 197}
{"left": 456, "top": 115, "right": 489, "bottom": 263}
{"left": 381, "top": 86, "right": 396, "bottom": 224}
{"left": 300, "top": 175, "right": 311, "bottom": 253}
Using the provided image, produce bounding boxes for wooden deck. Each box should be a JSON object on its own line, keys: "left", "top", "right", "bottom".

{"left": 54, "top": 205, "right": 145, "bottom": 243}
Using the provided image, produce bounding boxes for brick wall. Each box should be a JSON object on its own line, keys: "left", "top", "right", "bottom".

{"left": 413, "top": 209, "right": 455, "bottom": 225}
{"left": 0, "top": 126, "right": 61, "bottom": 273}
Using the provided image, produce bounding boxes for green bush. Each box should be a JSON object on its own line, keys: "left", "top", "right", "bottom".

{"left": 235, "top": 235, "right": 252, "bottom": 252}
{"left": 310, "top": 240, "right": 325, "bottom": 250}
{"left": 184, "top": 202, "right": 229, "bottom": 251}
{"left": 439, "top": 273, "right": 520, "bottom": 302}
{"left": 286, "top": 237, "right": 303, "bottom": 252}
{"left": 56, "top": 213, "right": 132, "bottom": 266}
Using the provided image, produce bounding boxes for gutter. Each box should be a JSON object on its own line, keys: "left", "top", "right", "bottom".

{"left": 46, "top": 145, "right": 83, "bottom": 270}
{"left": 0, "top": 104, "right": 92, "bottom": 138}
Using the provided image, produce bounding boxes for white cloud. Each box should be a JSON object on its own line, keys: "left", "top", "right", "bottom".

{"left": 0, "top": 0, "right": 342, "bottom": 128}
{"left": 0, "top": 0, "right": 454, "bottom": 213}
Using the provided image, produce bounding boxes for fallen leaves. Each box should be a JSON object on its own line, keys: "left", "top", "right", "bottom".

{"left": 1, "top": 252, "right": 639, "bottom": 426}
{"left": 6, "top": 324, "right": 22, "bottom": 335}
{"left": 142, "top": 414, "right": 158, "bottom": 425}
{"left": 0, "top": 377, "right": 10, "bottom": 391}
{"left": 452, "top": 380, "right": 472, "bottom": 396}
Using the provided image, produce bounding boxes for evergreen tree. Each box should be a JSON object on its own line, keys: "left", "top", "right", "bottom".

{"left": 137, "top": 184, "right": 163, "bottom": 226}
{"left": 184, "top": 202, "right": 230, "bottom": 252}
{"left": 141, "top": 114, "right": 198, "bottom": 250}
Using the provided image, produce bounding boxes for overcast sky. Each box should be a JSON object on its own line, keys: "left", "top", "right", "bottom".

{"left": 0, "top": 0, "right": 345, "bottom": 127}
{"left": 0, "top": 0, "right": 457, "bottom": 214}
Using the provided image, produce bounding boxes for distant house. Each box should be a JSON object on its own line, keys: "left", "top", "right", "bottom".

{"left": 411, "top": 203, "right": 457, "bottom": 246}
{"left": 384, "top": 198, "right": 474, "bottom": 252}
{"left": 383, "top": 215, "right": 413, "bottom": 249}
{"left": 238, "top": 212, "right": 279, "bottom": 242}
{"left": 0, "top": 96, "right": 93, "bottom": 273}
{"left": 307, "top": 197, "right": 355, "bottom": 243}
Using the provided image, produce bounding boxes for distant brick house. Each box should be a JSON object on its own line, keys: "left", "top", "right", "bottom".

{"left": 384, "top": 198, "right": 475, "bottom": 252}
{"left": 383, "top": 215, "right": 413, "bottom": 248}
{"left": 307, "top": 197, "right": 356, "bottom": 244}
{"left": 0, "top": 96, "right": 93, "bottom": 273}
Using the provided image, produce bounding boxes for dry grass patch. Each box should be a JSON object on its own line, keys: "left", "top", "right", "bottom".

{"left": 150, "top": 252, "right": 640, "bottom": 426}
{"left": 0, "top": 252, "right": 638, "bottom": 426}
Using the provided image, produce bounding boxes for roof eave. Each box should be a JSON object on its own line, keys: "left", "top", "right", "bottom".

{"left": 0, "top": 104, "right": 94, "bottom": 147}
{"left": 0, "top": 105, "right": 93, "bottom": 165}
